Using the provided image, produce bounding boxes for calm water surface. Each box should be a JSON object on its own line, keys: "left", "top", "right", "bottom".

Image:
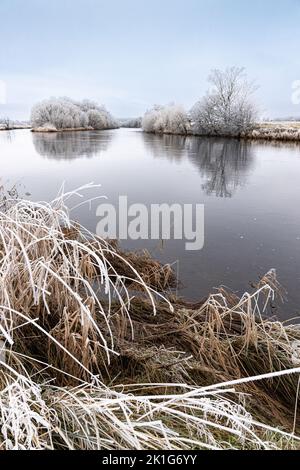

{"left": 1, "top": 128, "right": 300, "bottom": 319}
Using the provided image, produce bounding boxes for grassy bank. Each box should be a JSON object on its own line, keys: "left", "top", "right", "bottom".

{"left": 243, "top": 122, "right": 300, "bottom": 142}
{"left": 31, "top": 121, "right": 300, "bottom": 141}
{"left": 0, "top": 188, "right": 300, "bottom": 450}
{"left": 190, "top": 122, "right": 300, "bottom": 142}
{"left": 31, "top": 126, "right": 94, "bottom": 133}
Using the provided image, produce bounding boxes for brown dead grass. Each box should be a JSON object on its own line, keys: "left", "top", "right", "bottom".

{"left": 244, "top": 122, "right": 300, "bottom": 141}
{"left": 0, "top": 191, "right": 300, "bottom": 449}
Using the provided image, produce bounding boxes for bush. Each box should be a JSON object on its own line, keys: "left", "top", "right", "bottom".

{"left": 142, "top": 104, "right": 189, "bottom": 135}
{"left": 31, "top": 97, "right": 118, "bottom": 131}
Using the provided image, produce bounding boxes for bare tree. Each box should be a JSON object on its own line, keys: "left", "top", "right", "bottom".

{"left": 191, "top": 67, "right": 258, "bottom": 137}
{"left": 0, "top": 117, "right": 11, "bottom": 130}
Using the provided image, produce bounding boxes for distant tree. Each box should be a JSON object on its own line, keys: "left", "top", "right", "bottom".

{"left": 0, "top": 117, "right": 11, "bottom": 130}
{"left": 142, "top": 104, "right": 189, "bottom": 134}
{"left": 31, "top": 98, "right": 118, "bottom": 130}
{"left": 191, "top": 67, "right": 258, "bottom": 137}
{"left": 142, "top": 105, "right": 163, "bottom": 133}
{"left": 119, "top": 117, "right": 142, "bottom": 128}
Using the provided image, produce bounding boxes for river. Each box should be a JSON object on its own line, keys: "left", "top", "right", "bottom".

{"left": 1, "top": 128, "right": 300, "bottom": 319}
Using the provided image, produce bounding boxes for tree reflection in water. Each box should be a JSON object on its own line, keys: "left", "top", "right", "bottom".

{"left": 187, "top": 137, "right": 253, "bottom": 197}
{"left": 32, "top": 130, "right": 114, "bottom": 160}
{"left": 143, "top": 133, "right": 253, "bottom": 198}
{"left": 0, "top": 130, "right": 16, "bottom": 144}
{"left": 142, "top": 133, "right": 187, "bottom": 162}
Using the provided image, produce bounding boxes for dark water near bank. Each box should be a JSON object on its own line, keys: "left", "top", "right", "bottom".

{"left": 1, "top": 128, "right": 300, "bottom": 319}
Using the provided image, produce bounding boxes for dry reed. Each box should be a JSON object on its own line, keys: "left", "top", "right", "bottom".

{"left": 0, "top": 187, "right": 300, "bottom": 450}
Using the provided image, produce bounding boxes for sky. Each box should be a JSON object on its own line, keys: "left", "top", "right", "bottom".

{"left": 0, "top": 0, "right": 300, "bottom": 120}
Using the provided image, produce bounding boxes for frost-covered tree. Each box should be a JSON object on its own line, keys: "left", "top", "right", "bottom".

{"left": 142, "top": 105, "right": 162, "bottom": 133}
{"left": 86, "top": 109, "right": 106, "bottom": 130}
{"left": 63, "top": 98, "right": 119, "bottom": 129}
{"left": 0, "top": 117, "right": 12, "bottom": 130}
{"left": 191, "top": 67, "right": 258, "bottom": 137}
{"left": 31, "top": 97, "right": 118, "bottom": 131}
{"left": 142, "top": 104, "right": 189, "bottom": 135}
{"left": 119, "top": 117, "right": 142, "bottom": 128}
{"left": 31, "top": 99, "right": 86, "bottom": 130}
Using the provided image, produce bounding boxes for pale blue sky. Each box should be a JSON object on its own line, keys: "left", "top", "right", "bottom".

{"left": 0, "top": 0, "right": 300, "bottom": 119}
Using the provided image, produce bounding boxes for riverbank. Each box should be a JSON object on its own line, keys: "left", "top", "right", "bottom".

{"left": 0, "top": 188, "right": 300, "bottom": 450}
{"left": 192, "top": 123, "right": 300, "bottom": 142}
{"left": 1, "top": 125, "right": 119, "bottom": 133}
{"left": 31, "top": 125, "right": 93, "bottom": 133}
{"left": 143, "top": 122, "right": 300, "bottom": 143}
{"left": 31, "top": 125, "right": 120, "bottom": 133}
{"left": 243, "top": 122, "right": 300, "bottom": 142}
{"left": 0, "top": 124, "right": 31, "bottom": 131}
{"left": 4, "top": 121, "right": 300, "bottom": 143}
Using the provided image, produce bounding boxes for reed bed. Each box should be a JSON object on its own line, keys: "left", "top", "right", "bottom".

{"left": 0, "top": 187, "right": 300, "bottom": 450}
{"left": 243, "top": 123, "right": 300, "bottom": 142}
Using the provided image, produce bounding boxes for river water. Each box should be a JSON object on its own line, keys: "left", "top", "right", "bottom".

{"left": 1, "top": 128, "right": 300, "bottom": 319}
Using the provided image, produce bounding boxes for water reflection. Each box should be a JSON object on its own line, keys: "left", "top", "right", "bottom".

{"left": 1, "top": 128, "right": 300, "bottom": 319}
{"left": 32, "top": 130, "right": 114, "bottom": 160}
{"left": 143, "top": 134, "right": 253, "bottom": 198}
{"left": 142, "top": 133, "right": 188, "bottom": 162}
{"left": 187, "top": 138, "right": 253, "bottom": 198}
{"left": 0, "top": 130, "right": 16, "bottom": 144}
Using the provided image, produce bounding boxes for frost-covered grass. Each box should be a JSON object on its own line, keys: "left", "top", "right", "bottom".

{"left": 244, "top": 122, "right": 300, "bottom": 141}
{"left": 0, "top": 187, "right": 300, "bottom": 450}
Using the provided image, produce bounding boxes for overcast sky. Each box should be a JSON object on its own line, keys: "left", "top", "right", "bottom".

{"left": 0, "top": 0, "right": 300, "bottom": 119}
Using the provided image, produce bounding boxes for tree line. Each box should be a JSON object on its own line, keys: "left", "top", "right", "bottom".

{"left": 142, "top": 67, "right": 258, "bottom": 137}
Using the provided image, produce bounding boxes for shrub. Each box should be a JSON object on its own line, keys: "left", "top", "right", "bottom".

{"left": 31, "top": 97, "right": 118, "bottom": 131}
{"left": 142, "top": 104, "right": 189, "bottom": 135}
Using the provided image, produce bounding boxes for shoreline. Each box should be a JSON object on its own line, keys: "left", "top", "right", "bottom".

{"left": 31, "top": 126, "right": 119, "bottom": 133}
{"left": 0, "top": 125, "right": 31, "bottom": 131}
{"left": 143, "top": 122, "right": 300, "bottom": 143}
{"left": 2, "top": 123, "right": 300, "bottom": 143}
{"left": 31, "top": 126, "right": 92, "bottom": 133}
{"left": 0, "top": 190, "right": 300, "bottom": 449}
